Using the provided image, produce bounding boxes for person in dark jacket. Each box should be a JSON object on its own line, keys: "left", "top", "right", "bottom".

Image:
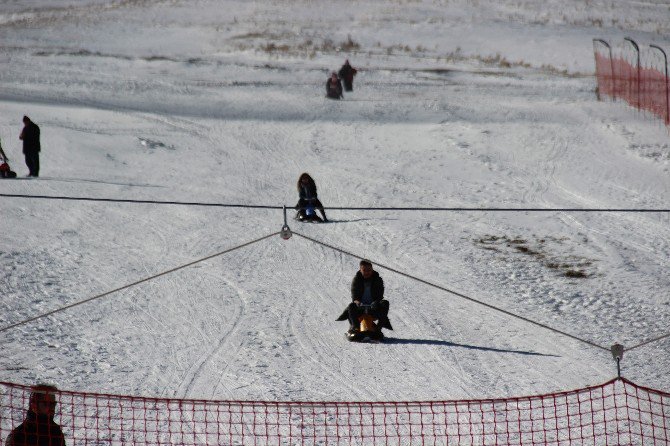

{"left": 5, "top": 384, "right": 66, "bottom": 446}
{"left": 19, "top": 116, "right": 41, "bottom": 177}
{"left": 325, "top": 72, "right": 343, "bottom": 99}
{"left": 295, "top": 172, "right": 327, "bottom": 222}
{"left": 338, "top": 59, "right": 357, "bottom": 92}
{"left": 336, "top": 260, "right": 393, "bottom": 334}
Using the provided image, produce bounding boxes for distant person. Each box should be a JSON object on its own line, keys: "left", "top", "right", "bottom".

{"left": 325, "top": 72, "right": 343, "bottom": 100}
{"left": 338, "top": 59, "right": 357, "bottom": 92}
{"left": 19, "top": 116, "right": 41, "bottom": 177}
{"left": 5, "top": 384, "right": 66, "bottom": 446}
{"left": 295, "top": 172, "right": 328, "bottom": 222}
{"left": 0, "top": 138, "right": 17, "bottom": 179}
{"left": 336, "top": 260, "right": 393, "bottom": 337}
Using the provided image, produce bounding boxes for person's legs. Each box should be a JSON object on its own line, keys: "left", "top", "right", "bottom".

{"left": 372, "top": 300, "right": 392, "bottom": 330}
{"left": 25, "top": 152, "right": 39, "bottom": 176}
{"left": 346, "top": 302, "right": 361, "bottom": 331}
{"left": 32, "top": 153, "right": 39, "bottom": 177}
{"left": 315, "top": 199, "right": 327, "bottom": 221}
{"left": 24, "top": 153, "right": 32, "bottom": 176}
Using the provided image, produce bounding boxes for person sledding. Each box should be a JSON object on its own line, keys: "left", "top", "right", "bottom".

{"left": 325, "top": 72, "right": 343, "bottom": 100}
{"left": 0, "top": 138, "right": 17, "bottom": 179}
{"left": 336, "top": 259, "right": 393, "bottom": 342}
{"left": 295, "top": 172, "right": 328, "bottom": 222}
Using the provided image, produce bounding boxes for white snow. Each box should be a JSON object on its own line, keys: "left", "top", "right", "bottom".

{"left": 0, "top": 0, "right": 669, "bottom": 403}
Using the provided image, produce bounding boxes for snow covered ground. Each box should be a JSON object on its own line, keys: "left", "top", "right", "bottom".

{"left": 1, "top": 0, "right": 669, "bottom": 403}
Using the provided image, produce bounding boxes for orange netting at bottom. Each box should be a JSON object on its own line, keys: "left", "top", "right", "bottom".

{"left": 1, "top": 378, "right": 668, "bottom": 445}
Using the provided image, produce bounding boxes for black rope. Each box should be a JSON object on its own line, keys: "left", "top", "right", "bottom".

{"left": 2, "top": 193, "right": 669, "bottom": 213}
{"left": 627, "top": 331, "right": 670, "bottom": 352}
{"left": 0, "top": 231, "right": 280, "bottom": 333}
{"left": 322, "top": 206, "right": 670, "bottom": 212}
{"left": 0, "top": 193, "right": 281, "bottom": 209}
{"left": 293, "top": 231, "right": 610, "bottom": 353}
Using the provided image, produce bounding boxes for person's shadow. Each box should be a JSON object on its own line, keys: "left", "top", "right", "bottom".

{"left": 383, "top": 337, "right": 556, "bottom": 357}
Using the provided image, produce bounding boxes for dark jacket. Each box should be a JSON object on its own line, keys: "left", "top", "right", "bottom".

{"left": 350, "top": 270, "right": 384, "bottom": 303}
{"left": 338, "top": 63, "right": 357, "bottom": 90}
{"left": 20, "top": 122, "right": 41, "bottom": 154}
{"left": 326, "top": 78, "right": 343, "bottom": 99}
{"left": 298, "top": 181, "right": 318, "bottom": 201}
{"left": 5, "top": 411, "right": 66, "bottom": 446}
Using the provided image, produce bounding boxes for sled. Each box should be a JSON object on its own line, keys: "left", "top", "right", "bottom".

{"left": 294, "top": 205, "right": 324, "bottom": 223}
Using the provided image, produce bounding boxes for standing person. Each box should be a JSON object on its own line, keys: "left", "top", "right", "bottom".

{"left": 338, "top": 59, "right": 357, "bottom": 92}
{"left": 19, "top": 116, "right": 41, "bottom": 177}
{"left": 325, "top": 72, "right": 343, "bottom": 100}
{"left": 5, "top": 384, "right": 66, "bottom": 446}
{"left": 336, "top": 260, "right": 393, "bottom": 336}
{"left": 296, "top": 172, "right": 328, "bottom": 222}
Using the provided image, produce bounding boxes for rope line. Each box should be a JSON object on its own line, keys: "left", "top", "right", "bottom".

{"left": 2, "top": 193, "right": 668, "bottom": 213}
{"left": 0, "top": 193, "right": 281, "bottom": 209}
{"left": 0, "top": 231, "right": 280, "bottom": 333}
{"left": 292, "top": 231, "right": 610, "bottom": 353}
{"left": 627, "top": 331, "right": 670, "bottom": 352}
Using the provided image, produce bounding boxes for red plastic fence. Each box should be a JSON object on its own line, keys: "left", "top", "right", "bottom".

{"left": 595, "top": 51, "right": 670, "bottom": 125}
{"left": 1, "top": 378, "right": 669, "bottom": 445}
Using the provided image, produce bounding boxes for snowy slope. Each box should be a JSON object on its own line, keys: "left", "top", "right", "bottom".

{"left": 0, "top": 0, "right": 669, "bottom": 402}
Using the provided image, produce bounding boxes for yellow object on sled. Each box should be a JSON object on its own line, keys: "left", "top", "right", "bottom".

{"left": 358, "top": 314, "right": 377, "bottom": 333}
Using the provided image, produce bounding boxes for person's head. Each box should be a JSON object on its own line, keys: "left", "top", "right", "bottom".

{"left": 331, "top": 72, "right": 338, "bottom": 80}
{"left": 22, "top": 116, "right": 31, "bottom": 125}
{"left": 359, "top": 259, "right": 373, "bottom": 279}
{"left": 299, "top": 172, "right": 313, "bottom": 185}
{"left": 28, "top": 384, "right": 58, "bottom": 418}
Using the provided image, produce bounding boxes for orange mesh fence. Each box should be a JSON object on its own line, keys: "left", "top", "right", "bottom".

{"left": 595, "top": 51, "right": 670, "bottom": 125}
{"left": 1, "top": 378, "right": 669, "bottom": 445}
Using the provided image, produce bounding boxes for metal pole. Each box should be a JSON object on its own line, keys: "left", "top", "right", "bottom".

{"left": 624, "top": 37, "right": 640, "bottom": 111}
{"left": 650, "top": 44, "right": 669, "bottom": 125}
{"left": 593, "top": 39, "right": 613, "bottom": 101}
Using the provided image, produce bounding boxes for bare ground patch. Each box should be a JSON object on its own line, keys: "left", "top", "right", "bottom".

{"left": 474, "top": 235, "right": 597, "bottom": 279}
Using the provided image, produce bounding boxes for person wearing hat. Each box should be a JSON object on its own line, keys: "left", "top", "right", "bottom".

{"left": 19, "top": 116, "right": 41, "bottom": 177}
{"left": 325, "top": 72, "right": 343, "bottom": 99}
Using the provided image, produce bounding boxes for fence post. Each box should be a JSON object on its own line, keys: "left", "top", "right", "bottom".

{"left": 593, "top": 39, "right": 613, "bottom": 101}
{"left": 624, "top": 37, "right": 640, "bottom": 110}
{"left": 649, "top": 44, "right": 669, "bottom": 125}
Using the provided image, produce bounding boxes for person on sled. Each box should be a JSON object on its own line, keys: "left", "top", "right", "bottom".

{"left": 0, "top": 138, "right": 17, "bottom": 178}
{"left": 336, "top": 259, "right": 393, "bottom": 338}
{"left": 295, "top": 172, "right": 328, "bottom": 222}
{"left": 325, "top": 72, "right": 343, "bottom": 100}
{"left": 338, "top": 59, "right": 357, "bottom": 92}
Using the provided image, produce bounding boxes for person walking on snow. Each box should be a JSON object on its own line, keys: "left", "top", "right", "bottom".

{"left": 19, "top": 116, "right": 41, "bottom": 177}
{"left": 338, "top": 59, "right": 357, "bottom": 92}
